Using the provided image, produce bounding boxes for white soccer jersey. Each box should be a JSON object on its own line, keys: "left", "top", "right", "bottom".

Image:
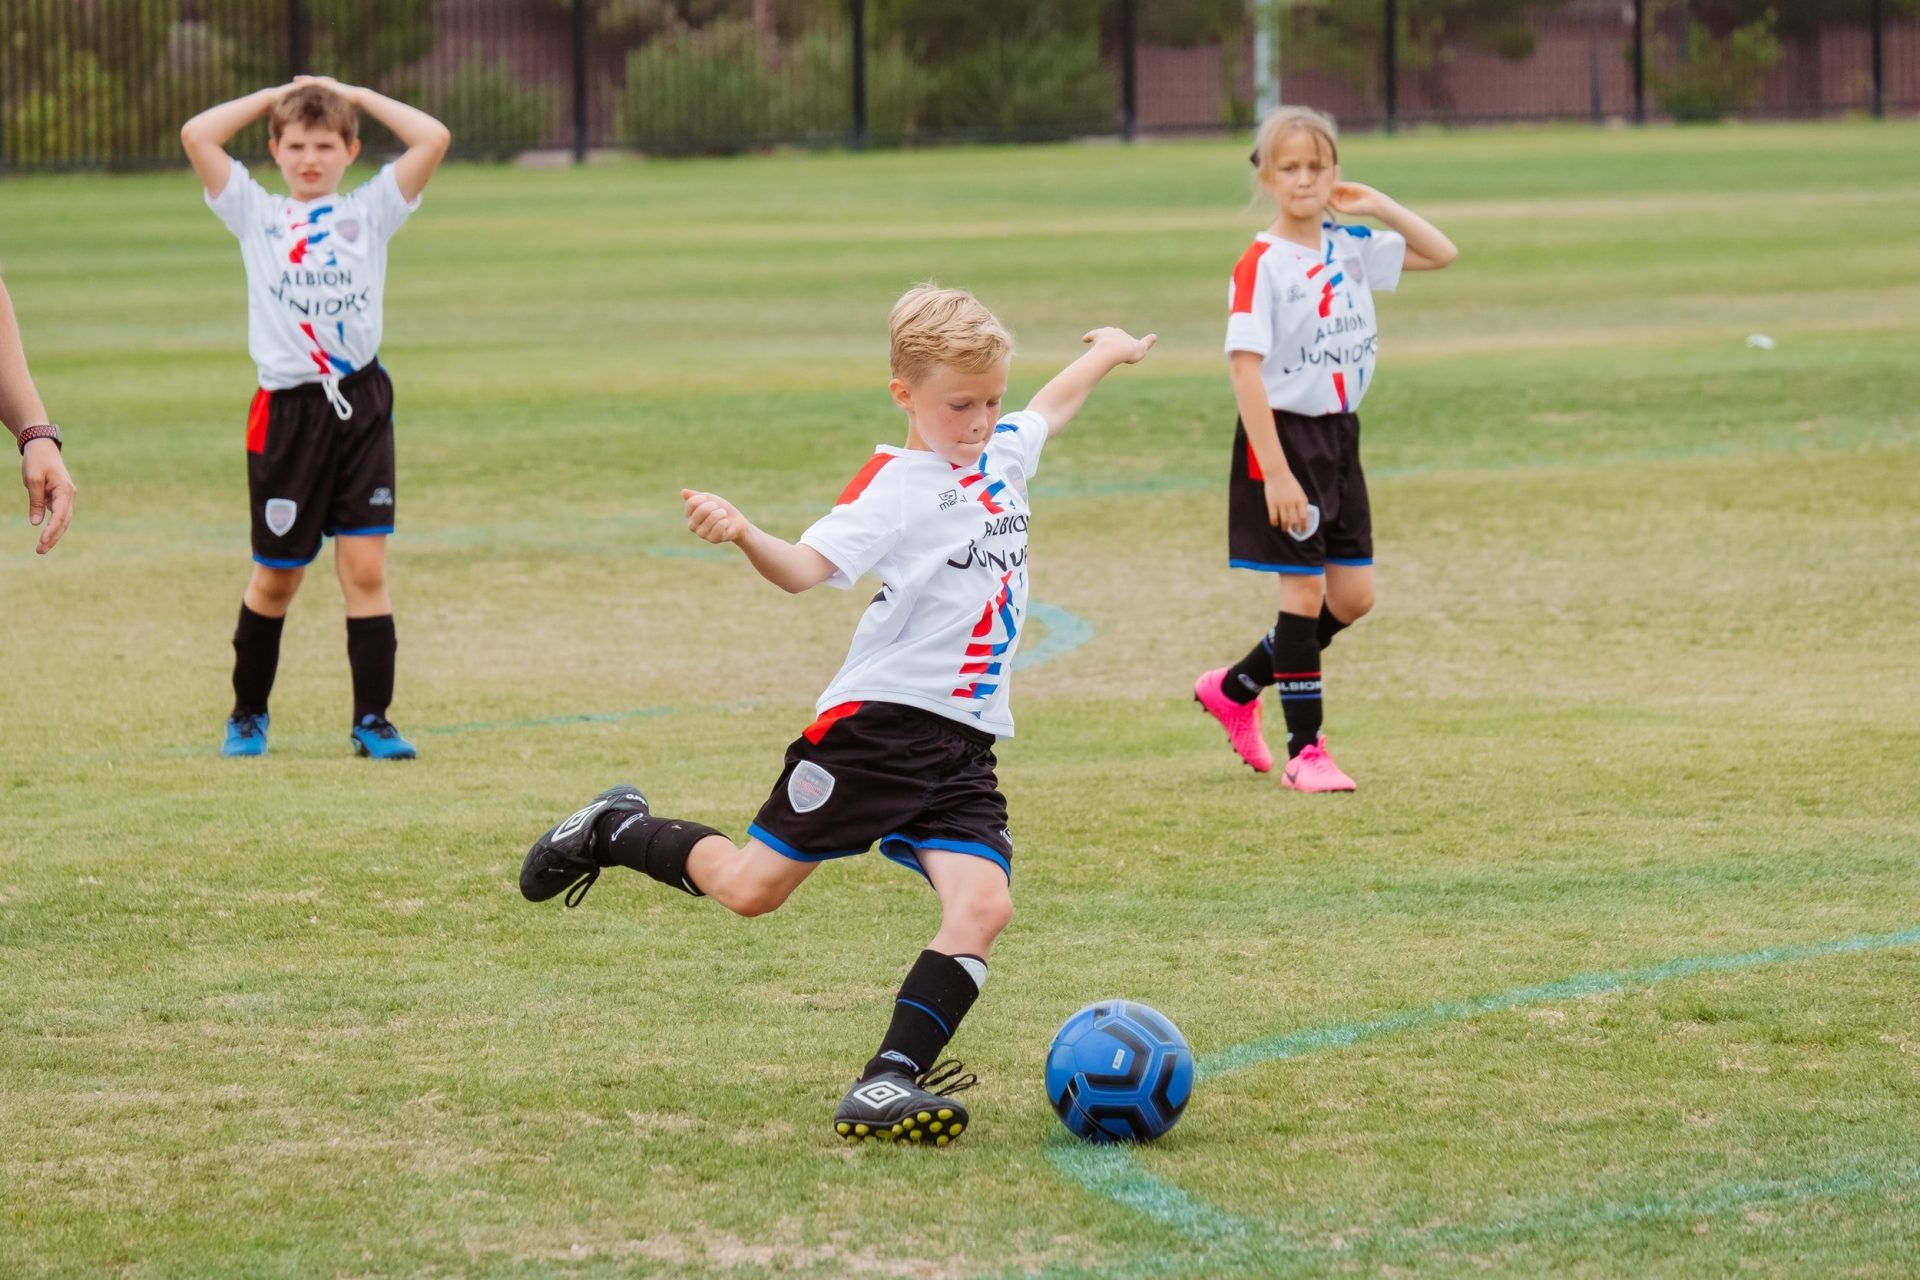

{"left": 1224, "top": 222, "right": 1406, "bottom": 416}
{"left": 800, "top": 410, "right": 1050, "bottom": 739}
{"left": 206, "top": 156, "right": 421, "bottom": 392}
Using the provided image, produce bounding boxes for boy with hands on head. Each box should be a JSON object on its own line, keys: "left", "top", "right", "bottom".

{"left": 522, "top": 286, "right": 1154, "bottom": 1145}
{"left": 182, "top": 76, "right": 449, "bottom": 760}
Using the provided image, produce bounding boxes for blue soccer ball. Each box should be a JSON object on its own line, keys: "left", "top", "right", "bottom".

{"left": 1046, "top": 1000, "right": 1193, "bottom": 1143}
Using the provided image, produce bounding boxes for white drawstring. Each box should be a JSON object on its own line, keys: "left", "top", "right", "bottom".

{"left": 321, "top": 374, "right": 354, "bottom": 422}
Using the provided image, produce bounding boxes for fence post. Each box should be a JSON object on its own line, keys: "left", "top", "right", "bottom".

{"left": 1120, "top": 0, "right": 1138, "bottom": 140}
{"left": 572, "top": 0, "right": 589, "bottom": 163}
{"left": 1871, "top": 0, "right": 1885, "bottom": 119}
{"left": 850, "top": 0, "right": 868, "bottom": 150}
{"left": 1632, "top": 0, "right": 1646, "bottom": 123}
{"left": 289, "top": 0, "right": 308, "bottom": 77}
{"left": 1383, "top": 0, "right": 1398, "bottom": 133}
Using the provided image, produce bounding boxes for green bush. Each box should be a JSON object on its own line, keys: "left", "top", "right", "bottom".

{"left": 776, "top": 31, "right": 923, "bottom": 143}
{"left": 916, "top": 33, "right": 1116, "bottom": 139}
{"left": 422, "top": 55, "right": 560, "bottom": 159}
{"left": 613, "top": 20, "right": 773, "bottom": 153}
{"left": 5, "top": 49, "right": 131, "bottom": 166}
{"left": 1651, "top": 15, "right": 1783, "bottom": 123}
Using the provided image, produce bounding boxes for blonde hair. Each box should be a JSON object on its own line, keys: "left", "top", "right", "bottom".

{"left": 888, "top": 284, "right": 1014, "bottom": 384}
{"left": 1248, "top": 104, "right": 1339, "bottom": 193}
{"left": 271, "top": 84, "right": 358, "bottom": 144}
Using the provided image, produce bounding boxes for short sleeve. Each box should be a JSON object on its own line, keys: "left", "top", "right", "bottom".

{"left": 988, "top": 409, "right": 1049, "bottom": 484}
{"left": 357, "top": 163, "right": 423, "bottom": 237}
{"left": 204, "top": 156, "right": 270, "bottom": 237}
{"left": 1224, "top": 241, "right": 1279, "bottom": 357}
{"left": 799, "top": 457, "right": 904, "bottom": 589}
{"left": 1358, "top": 227, "right": 1406, "bottom": 294}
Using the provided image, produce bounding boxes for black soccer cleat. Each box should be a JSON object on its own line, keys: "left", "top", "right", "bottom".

{"left": 519, "top": 784, "right": 648, "bottom": 908}
{"left": 832, "top": 1059, "right": 977, "bottom": 1147}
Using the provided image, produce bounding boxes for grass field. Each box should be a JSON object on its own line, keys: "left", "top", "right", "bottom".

{"left": 3, "top": 121, "right": 1919, "bottom": 1278}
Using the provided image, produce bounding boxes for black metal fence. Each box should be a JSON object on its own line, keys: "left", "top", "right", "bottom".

{"left": 3, "top": 0, "right": 1914, "bottom": 170}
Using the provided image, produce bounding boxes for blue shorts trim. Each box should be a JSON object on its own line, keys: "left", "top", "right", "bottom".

{"left": 879, "top": 834, "right": 1012, "bottom": 881}
{"left": 746, "top": 822, "right": 865, "bottom": 863}
{"left": 1326, "top": 556, "right": 1373, "bottom": 567}
{"left": 1228, "top": 558, "right": 1324, "bottom": 576}
{"left": 253, "top": 551, "right": 319, "bottom": 569}
{"left": 329, "top": 524, "right": 395, "bottom": 538}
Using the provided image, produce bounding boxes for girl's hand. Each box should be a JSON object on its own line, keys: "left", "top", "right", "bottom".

{"left": 1264, "top": 473, "right": 1310, "bottom": 534}
{"left": 682, "top": 489, "right": 749, "bottom": 545}
{"left": 1329, "top": 181, "right": 1390, "bottom": 220}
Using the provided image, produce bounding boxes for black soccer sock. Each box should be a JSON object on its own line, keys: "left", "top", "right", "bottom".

{"left": 860, "top": 950, "right": 986, "bottom": 1081}
{"left": 1316, "top": 603, "right": 1351, "bottom": 651}
{"left": 345, "top": 614, "right": 397, "bottom": 724}
{"left": 1270, "top": 610, "right": 1323, "bottom": 759}
{"left": 231, "top": 604, "right": 286, "bottom": 717}
{"left": 593, "top": 809, "right": 719, "bottom": 897}
{"left": 1221, "top": 629, "right": 1276, "bottom": 705}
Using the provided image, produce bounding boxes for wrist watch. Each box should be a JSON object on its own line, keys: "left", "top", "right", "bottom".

{"left": 16, "top": 423, "right": 61, "bottom": 454}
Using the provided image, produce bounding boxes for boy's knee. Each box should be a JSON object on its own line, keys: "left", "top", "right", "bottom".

{"left": 718, "top": 874, "right": 793, "bottom": 919}
{"left": 1335, "top": 588, "right": 1375, "bottom": 620}
{"left": 250, "top": 566, "right": 302, "bottom": 606}
{"left": 949, "top": 883, "right": 1013, "bottom": 940}
{"left": 340, "top": 560, "right": 388, "bottom": 596}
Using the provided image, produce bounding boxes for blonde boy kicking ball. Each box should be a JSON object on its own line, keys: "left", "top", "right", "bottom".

{"left": 520, "top": 287, "right": 1154, "bottom": 1145}
{"left": 181, "top": 77, "right": 449, "bottom": 759}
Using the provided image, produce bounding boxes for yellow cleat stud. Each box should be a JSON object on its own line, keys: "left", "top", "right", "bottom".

{"left": 909, "top": 1131, "right": 922, "bottom": 1142}
{"left": 916, "top": 1111, "right": 931, "bottom": 1124}
{"left": 836, "top": 1123, "right": 851, "bottom": 1135}
{"left": 936, "top": 1135, "right": 949, "bottom": 1146}
{"left": 929, "top": 1121, "right": 942, "bottom": 1133}
{"left": 949, "top": 1123, "right": 963, "bottom": 1136}
{"left": 937, "top": 1109, "right": 953, "bottom": 1121}
{"left": 854, "top": 1124, "right": 869, "bottom": 1136}
{"left": 891, "top": 1123, "right": 903, "bottom": 1135}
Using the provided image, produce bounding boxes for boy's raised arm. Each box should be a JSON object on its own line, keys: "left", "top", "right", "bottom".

{"left": 300, "top": 77, "right": 451, "bottom": 202}
{"left": 180, "top": 85, "right": 290, "bottom": 197}
{"left": 1025, "top": 327, "right": 1157, "bottom": 438}
{"left": 683, "top": 489, "right": 837, "bottom": 595}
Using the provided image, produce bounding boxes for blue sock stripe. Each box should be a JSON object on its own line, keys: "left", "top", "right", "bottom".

{"left": 896, "top": 997, "right": 951, "bottom": 1037}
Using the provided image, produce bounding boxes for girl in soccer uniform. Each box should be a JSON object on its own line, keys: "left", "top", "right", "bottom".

{"left": 518, "top": 287, "right": 1154, "bottom": 1143}
{"left": 1193, "top": 106, "right": 1456, "bottom": 792}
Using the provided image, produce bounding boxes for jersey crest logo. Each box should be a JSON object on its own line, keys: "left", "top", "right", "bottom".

{"left": 788, "top": 760, "right": 836, "bottom": 814}
{"left": 264, "top": 498, "right": 298, "bottom": 536}
{"left": 1285, "top": 282, "right": 1307, "bottom": 304}
{"left": 335, "top": 217, "right": 361, "bottom": 243}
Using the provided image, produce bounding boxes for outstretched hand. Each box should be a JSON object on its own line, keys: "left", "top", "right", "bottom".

{"left": 682, "top": 489, "right": 748, "bottom": 545}
{"left": 1083, "top": 327, "right": 1158, "bottom": 365}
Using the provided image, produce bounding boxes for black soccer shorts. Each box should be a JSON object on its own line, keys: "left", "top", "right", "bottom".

{"left": 245, "top": 362, "right": 397, "bottom": 568}
{"left": 1227, "top": 409, "right": 1373, "bottom": 574}
{"left": 748, "top": 700, "right": 1015, "bottom": 881}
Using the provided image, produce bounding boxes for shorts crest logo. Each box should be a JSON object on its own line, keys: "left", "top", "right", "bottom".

{"left": 264, "top": 498, "right": 298, "bottom": 536}
{"left": 788, "top": 760, "right": 836, "bottom": 814}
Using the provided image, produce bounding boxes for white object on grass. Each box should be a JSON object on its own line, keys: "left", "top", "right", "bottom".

{"left": 1746, "top": 334, "right": 1777, "bottom": 349}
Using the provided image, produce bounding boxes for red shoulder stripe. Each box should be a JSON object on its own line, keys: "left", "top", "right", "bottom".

{"left": 835, "top": 453, "right": 894, "bottom": 506}
{"left": 1230, "top": 240, "right": 1272, "bottom": 315}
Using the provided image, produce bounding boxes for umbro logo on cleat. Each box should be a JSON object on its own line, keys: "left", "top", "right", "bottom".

{"left": 551, "top": 800, "right": 609, "bottom": 843}
{"left": 850, "top": 1080, "right": 913, "bottom": 1107}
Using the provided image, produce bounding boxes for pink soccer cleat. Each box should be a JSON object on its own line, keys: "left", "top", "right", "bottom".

{"left": 1193, "top": 668, "right": 1273, "bottom": 773}
{"left": 1281, "top": 739, "right": 1355, "bottom": 793}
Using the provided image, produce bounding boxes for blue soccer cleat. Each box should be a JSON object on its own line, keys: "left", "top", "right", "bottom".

{"left": 351, "top": 714, "right": 418, "bottom": 761}
{"left": 222, "top": 711, "right": 270, "bottom": 757}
